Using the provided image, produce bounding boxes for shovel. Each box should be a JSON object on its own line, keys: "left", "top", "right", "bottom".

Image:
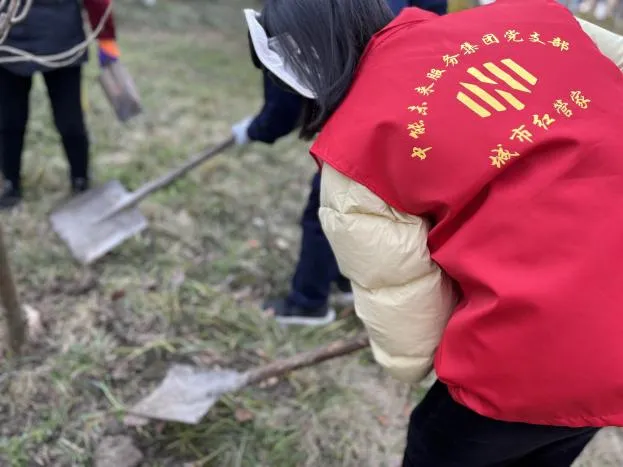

{"left": 99, "top": 61, "right": 142, "bottom": 123}
{"left": 50, "top": 137, "right": 235, "bottom": 265}
{"left": 125, "top": 333, "right": 370, "bottom": 425}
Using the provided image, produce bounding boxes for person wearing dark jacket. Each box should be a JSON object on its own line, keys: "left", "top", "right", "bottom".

{"left": 232, "top": 70, "right": 350, "bottom": 326}
{"left": 0, "top": 0, "right": 118, "bottom": 209}
{"left": 231, "top": 0, "right": 447, "bottom": 326}
{"left": 387, "top": 0, "right": 447, "bottom": 14}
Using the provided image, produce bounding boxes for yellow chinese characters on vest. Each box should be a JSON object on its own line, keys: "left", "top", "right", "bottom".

{"left": 404, "top": 28, "right": 587, "bottom": 167}
{"left": 490, "top": 89, "right": 590, "bottom": 169}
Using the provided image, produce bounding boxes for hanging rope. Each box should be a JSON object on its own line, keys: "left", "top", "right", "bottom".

{"left": 0, "top": 0, "right": 33, "bottom": 43}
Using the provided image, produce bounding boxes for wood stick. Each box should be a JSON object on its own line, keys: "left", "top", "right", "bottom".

{"left": 0, "top": 225, "right": 25, "bottom": 355}
{"left": 245, "top": 334, "right": 370, "bottom": 385}
{"left": 93, "top": 137, "right": 234, "bottom": 224}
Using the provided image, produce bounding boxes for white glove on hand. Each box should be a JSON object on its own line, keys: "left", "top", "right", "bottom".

{"left": 231, "top": 116, "right": 254, "bottom": 146}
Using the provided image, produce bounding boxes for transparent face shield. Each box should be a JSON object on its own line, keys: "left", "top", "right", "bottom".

{"left": 243, "top": 8, "right": 316, "bottom": 99}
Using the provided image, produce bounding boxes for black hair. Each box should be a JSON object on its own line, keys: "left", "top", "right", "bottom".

{"left": 259, "top": 0, "right": 394, "bottom": 140}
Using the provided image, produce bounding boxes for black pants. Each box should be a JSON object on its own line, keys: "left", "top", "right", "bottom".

{"left": 403, "top": 381, "right": 599, "bottom": 467}
{"left": 0, "top": 65, "right": 89, "bottom": 189}
{"left": 287, "top": 171, "right": 349, "bottom": 310}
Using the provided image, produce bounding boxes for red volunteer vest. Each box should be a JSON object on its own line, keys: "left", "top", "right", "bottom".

{"left": 312, "top": 0, "right": 623, "bottom": 426}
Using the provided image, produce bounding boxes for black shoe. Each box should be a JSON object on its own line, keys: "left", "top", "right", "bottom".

{"left": 71, "top": 177, "right": 90, "bottom": 195}
{"left": 333, "top": 278, "right": 354, "bottom": 308}
{"left": 0, "top": 182, "right": 22, "bottom": 210}
{"left": 336, "top": 277, "right": 352, "bottom": 294}
{"left": 262, "top": 297, "right": 336, "bottom": 327}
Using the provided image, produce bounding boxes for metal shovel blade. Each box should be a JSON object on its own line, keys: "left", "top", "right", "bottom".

{"left": 127, "top": 364, "right": 246, "bottom": 425}
{"left": 125, "top": 335, "right": 370, "bottom": 425}
{"left": 49, "top": 180, "right": 148, "bottom": 265}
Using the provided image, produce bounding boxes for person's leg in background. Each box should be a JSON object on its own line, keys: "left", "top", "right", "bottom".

{"left": 615, "top": 0, "right": 623, "bottom": 29}
{"left": 403, "top": 381, "right": 599, "bottom": 467}
{"left": 43, "top": 65, "right": 90, "bottom": 194}
{"left": 579, "top": 0, "right": 598, "bottom": 14}
{"left": 560, "top": 0, "right": 582, "bottom": 13}
{"left": 264, "top": 171, "right": 352, "bottom": 326}
{"left": 0, "top": 67, "right": 33, "bottom": 209}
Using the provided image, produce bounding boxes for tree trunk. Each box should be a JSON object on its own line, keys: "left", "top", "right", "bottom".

{"left": 0, "top": 225, "right": 25, "bottom": 355}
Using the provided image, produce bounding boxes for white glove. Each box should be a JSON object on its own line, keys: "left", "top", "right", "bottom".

{"left": 231, "top": 116, "right": 254, "bottom": 146}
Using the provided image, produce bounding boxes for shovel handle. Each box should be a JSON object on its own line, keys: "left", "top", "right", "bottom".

{"left": 245, "top": 334, "right": 370, "bottom": 386}
{"left": 95, "top": 137, "right": 235, "bottom": 222}
{"left": 93, "top": 137, "right": 234, "bottom": 224}
{"left": 131, "top": 136, "right": 235, "bottom": 203}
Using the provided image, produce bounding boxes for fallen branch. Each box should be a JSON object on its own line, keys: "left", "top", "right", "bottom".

{"left": 0, "top": 225, "right": 26, "bottom": 355}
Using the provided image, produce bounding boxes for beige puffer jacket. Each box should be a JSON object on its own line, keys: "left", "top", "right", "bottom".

{"left": 319, "top": 18, "right": 623, "bottom": 385}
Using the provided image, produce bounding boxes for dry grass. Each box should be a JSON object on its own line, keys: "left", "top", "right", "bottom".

{"left": 0, "top": 1, "right": 620, "bottom": 466}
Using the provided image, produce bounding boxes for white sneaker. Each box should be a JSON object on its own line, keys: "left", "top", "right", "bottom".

{"left": 263, "top": 298, "right": 337, "bottom": 327}
{"left": 275, "top": 309, "right": 337, "bottom": 327}
{"left": 332, "top": 291, "right": 354, "bottom": 309}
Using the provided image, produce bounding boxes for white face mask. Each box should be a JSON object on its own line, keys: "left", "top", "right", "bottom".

{"left": 243, "top": 8, "right": 316, "bottom": 99}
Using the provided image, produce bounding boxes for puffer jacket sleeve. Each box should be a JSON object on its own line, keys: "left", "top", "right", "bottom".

{"left": 577, "top": 17, "right": 623, "bottom": 70}
{"left": 318, "top": 164, "right": 455, "bottom": 384}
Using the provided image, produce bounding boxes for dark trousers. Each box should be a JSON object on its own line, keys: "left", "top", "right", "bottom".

{"left": 287, "top": 171, "right": 348, "bottom": 310}
{"left": 387, "top": 0, "right": 408, "bottom": 13}
{"left": 0, "top": 65, "right": 89, "bottom": 189}
{"left": 403, "top": 381, "right": 599, "bottom": 467}
{"left": 387, "top": 0, "right": 448, "bottom": 15}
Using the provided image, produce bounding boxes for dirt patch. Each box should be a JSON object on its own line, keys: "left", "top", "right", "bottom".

{"left": 574, "top": 429, "right": 623, "bottom": 467}
{"left": 95, "top": 436, "right": 143, "bottom": 467}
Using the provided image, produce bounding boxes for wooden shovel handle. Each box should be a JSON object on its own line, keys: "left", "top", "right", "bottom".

{"left": 245, "top": 334, "right": 370, "bottom": 385}
{"left": 93, "top": 137, "right": 235, "bottom": 224}
{"left": 130, "top": 136, "right": 235, "bottom": 204}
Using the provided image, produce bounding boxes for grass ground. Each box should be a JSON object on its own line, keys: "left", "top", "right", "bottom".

{"left": 0, "top": 1, "right": 621, "bottom": 466}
